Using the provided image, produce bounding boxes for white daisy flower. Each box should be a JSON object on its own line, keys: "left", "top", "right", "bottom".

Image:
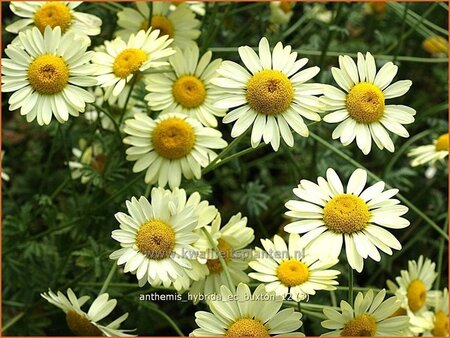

{"left": 171, "top": 2, "right": 206, "bottom": 17}
{"left": 423, "top": 288, "right": 449, "bottom": 336}
{"left": 145, "top": 44, "right": 226, "bottom": 127}
{"left": 1, "top": 26, "right": 96, "bottom": 126}
{"left": 408, "top": 133, "right": 449, "bottom": 167}
{"left": 189, "top": 213, "right": 254, "bottom": 303}
{"left": 190, "top": 283, "right": 304, "bottom": 336}
{"left": 41, "top": 289, "right": 135, "bottom": 336}
{"left": 284, "top": 168, "right": 410, "bottom": 272}
{"left": 321, "top": 289, "right": 409, "bottom": 336}
{"left": 93, "top": 28, "right": 175, "bottom": 98}
{"left": 321, "top": 52, "right": 415, "bottom": 154}
{"left": 386, "top": 256, "right": 437, "bottom": 335}
{"left": 123, "top": 112, "right": 227, "bottom": 189}
{"left": 67, "top": 139, "right": 106, "bottom": 186}
{"left": 116, "top": 2, "right": 200, "bottom": 49}
{"left": 270, "top": 2, "right": 295, "bottom": 25}
{"left": 249, "top": 234, "right": 340, "bottom": 302}
{"left": 212, "top": 37, "right": 324, "bottom": 151}
{"left": 6, "top": 1, "right": 102, "bottom": 37}
{"left": 109, "top": 188, "right": 207, "bottom": 290}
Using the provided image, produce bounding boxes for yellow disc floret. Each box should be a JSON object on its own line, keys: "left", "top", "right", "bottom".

{"left": 341, "top": 314, "right": 377, "bottom": 336}
{"left": 135, "top": 220, "right": 176, "bottom": 260}
{"left": 276, "top": 259, "right": 309, "bottom": 287}
{"left": 172, "top": 75, "right": 206, "bottom": 108}
{"left": 206, "top": 239, "right": 232, "bottom": 273}
{"left": 28, "top": 54, "right": 69, "bottom": 95}
{"left": 34, "top": 2, "right": 72, "bottom": 33}
{"left": 246, "top": 69, "right": 294, "bottom": 115}
{"left": 323, "top": 194, "right": 370, "bottom": 234}
{"left": 66, "top": 310, "right": 103, "bottom": 336}
{"left": 152, "top": 118, "right": 196, "bottom": 159}
{"left": 226, "top": 318, "right": 269, "bottom": 337}
{"left": 423, "top": 36, "right": 448, "bottom": 56}
{"left": 369, "top": 2, "right": 387, "bottom": 15}
{"left": 435, "top": 133, "right": 449, "bottom": 151}
{"left": 113, "top": 48, "right": 148, "bottom": 79}
{"left": 407, "top": 279, "right": 427, "bottom": 312}
{"left": 346, "top": 82, "right": 385, "bottom": 124}
{"left": 432, "top": 311, "right": 448, "bottom": 337}
{"left": 151, "top": 16, "right": 175, "bottom": 38}
{"left": 279, "top": 2, "right": 294, "bottom": 13}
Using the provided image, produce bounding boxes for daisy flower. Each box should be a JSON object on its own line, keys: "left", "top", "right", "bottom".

{"left": 249, "top": 234, "right": 340, "bottom": 302}
{"left": 423, "top": 36, "right": 448, "bottom": 56}
{"left": 6, "top": 1, "right": 102, "bottom": 37}
{"left": 190, "top": 283, "right": 304, "bottom": 336}
{"left": 189, "top": 213, "right": 254, "bottom": 303}
{"left": 123, "top": 113, "right": 227, "bottom": 188}
{"left": 387, "top": 256, "right": 437, "bottom": 319}
{"left": 270, "top": 2, "right": 295, "bottom": 25}
{"left": 1, "top": 26, "right": 96, "bottom": 126}
{"left": 408, "top": 133, "right": 448, "bottom": 167}
{"left": 171, "top": 2, "right": 206, "bottom": 17}
{"left": 67, "top": 139, "right": 106, "bottom": 186}
{"left": 145, "top": 44, "right": 226, "bottom": 127}
{"left": 284, "top": 168, "right": 410, "bottom": 272}
{"left": 41, "top": 289, "right": 134, "bottom": 336}
{"left": 321, "top": 289, "right": 409, "bottom": 336}
{"left": 321, "top": 52, "right": 415, "bottom": 154}
{"left": 116, "top": 2, "right": 200, "bottom": 49}
{"left": 110, "top": 189, "right": 211, "bottom": 290}
{"left": 93, "top": 28, "right": 175, "bottom": 97}
{"left": 212, "top": 37, "right": 324, "bottom": 151}
{"left": 423, "top": 288, "right": 449, "bottom": 336}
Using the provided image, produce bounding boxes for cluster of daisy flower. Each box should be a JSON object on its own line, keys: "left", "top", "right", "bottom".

{"left": 1, "top": 1, "right": 448, "bottom": 337}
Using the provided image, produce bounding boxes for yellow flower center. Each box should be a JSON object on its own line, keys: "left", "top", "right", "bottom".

{"left": 341, "top": 314, "right": 377, "bottom": 336}
{"left": 323, "top": 194, "right": 370, "bottom": 234}
{"left": 279, "top": 2, "right": 294, "bottom": 13}
{"left": 370, "top": 2, "right": 387, "bottom": 14}
{"left": 435, "top": 133, "right": 449, "bottom": 151}
{"left": 276, "top": 259, "right": 309, "bottom": 287}
{"left": 246, "top": 69, "right": 294, "bottom": 115}
{"left": 66, "top": 310, "right": 103, "bottom": 336}
{"left": 346, "top": 82, "right": 385, "bottom": 124}
{"left": 151, "top": 15, "right": 174, "bottom": 38}
{"left": 172, "top": 75, "right": 207, "bottom": 108}
{"left": 113, "top": 48, "right": 148, "bottom": 79}
{"left": 152, "top": 118, "right": 196, "bottom": 160}
{"left": 90, "top": 154, "right": 107, "bottom": 174}
{"left": 226, "top": 318, "right": 269, "bottom": 337}
{"left": 432, "top": 311, "right": 448, "bottom": 337}
{"left": 135, "top": 220, "right": 176, "bottom": 260}
{"left": 423, "top": 36, "right": 448, "bottom": 55}
{"left": 28, "top": 54, "right": 69, "bottom": 95}
{"left": 407, "top": 279, "right": 427, "bottom": 312}
{"left": 206, "top": 239, "right": 232, "bottom": 273}
{"left": 34, "top": 2, "right": 72, "bottom": 33}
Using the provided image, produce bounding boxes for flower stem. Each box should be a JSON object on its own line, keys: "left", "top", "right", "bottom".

{"left": 201, "top": 227, "right": 235, "bottom": 291}
{"left": 348, "top": 263, "right": 354, "bottom": 305}
{"left": 434, "top": 214, "right": 449, "bottom": 289}
{"left": 99, "top": 263, "right": 117, "bottom": 294}
{"left": 309, "top": 132, "right": 448, "bottom": 240}
{"left": 139, "top": 303, "right": 185, "bottom": 336}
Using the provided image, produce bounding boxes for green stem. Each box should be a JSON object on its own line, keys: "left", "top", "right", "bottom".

{"left": 119, "top": 75, "right": 138, "bottom": 127}
{"left": 348, "top": 263, "right": 354, "bottom": 305}
{"left": 201, "top": 228, "right": 234, "bottom": 291}
{"left": 2, "top": 312, "right": 25, "bottom": 334}
{"left": 301, "top": 309, "right": 327, "bottom": 320}
{"left": 201, "top": 132, "right": 247, "bottom": 174}
{"left": 144, "top": 184, "right": 152, "bottom": 198}
{"left": 99, "top": 264, "right": 117, "bottom": 294}
{"left": 318, "top": 3, "right": 342, "bottom": 68}
{"left": 434, "top": 214, "right": 448, "bottom": 290}
{"left": 393, "top": 3, "right": 409, "bottom": 63}
{"left": 91, "top": 103, "right": 123, "bottom": 149}
{"left": 330, "top": 290, "right": 337, "bottom": 307}
{"left": 283, "top": 301, "right": 339, "bottom": 311}
{"left": 202, "top": 143, "right": 266, "bottom": 175}
{"left": 139, "top": 303, "right": 184, "bottom": 336}
{"left": 310, "top": 132, "right": 448, "bottom": 240}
